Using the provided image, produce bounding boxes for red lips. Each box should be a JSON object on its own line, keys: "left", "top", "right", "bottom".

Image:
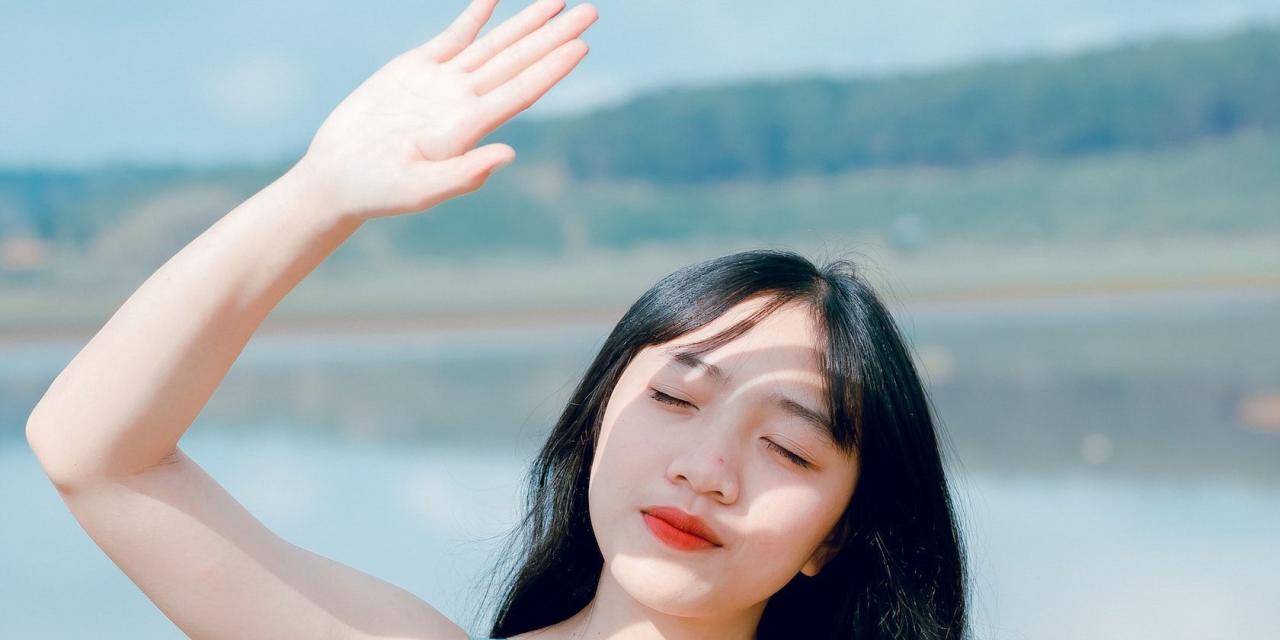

{"left": 642, "top": 506, "right": 724, "bottom": 546}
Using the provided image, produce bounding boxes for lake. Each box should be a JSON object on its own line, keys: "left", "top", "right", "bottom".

{"left": 4, "top": 287, "right": 1279, "bottom": 639}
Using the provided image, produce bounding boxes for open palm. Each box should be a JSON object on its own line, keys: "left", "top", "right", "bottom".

{"left": 299, "top": 0, "right": 597, "bottom": 221}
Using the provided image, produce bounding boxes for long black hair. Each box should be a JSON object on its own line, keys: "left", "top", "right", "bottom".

{"left": 474, "top": 248, "right": 968, "bottom": 639}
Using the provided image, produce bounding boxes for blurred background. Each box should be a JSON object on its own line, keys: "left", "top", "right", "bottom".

{"left": 3, "top": 0, "right": 1279, "bottom": 638}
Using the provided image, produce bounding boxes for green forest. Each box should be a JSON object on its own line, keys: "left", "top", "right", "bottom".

{"left": 0, "top": 24, "right": 1276, "bottom": 327}
{"left": 499, "top": 25, "right": 1280, "bottom": 182}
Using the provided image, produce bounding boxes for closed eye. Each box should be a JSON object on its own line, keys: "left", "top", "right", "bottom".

{"left": 648, "top": 388, "right": 695, "bottom": 409}
{"left": 649, "top": 388, "right": 813, "bottom": 469}
{"left": 765, "top": 439, "right": 813, "bottom": 469}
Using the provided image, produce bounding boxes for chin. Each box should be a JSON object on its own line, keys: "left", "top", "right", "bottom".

{"left": 606, "top": 554, "right": 727, "bottom": 615}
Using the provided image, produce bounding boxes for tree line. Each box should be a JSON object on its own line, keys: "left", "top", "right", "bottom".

{"left": 497, "top": 24, "right": 1280, "bottom": 182}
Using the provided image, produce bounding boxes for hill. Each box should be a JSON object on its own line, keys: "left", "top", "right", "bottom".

{"left": 496, "top": 24, "right": 1280, "bottom": 182}
{"left": 0, "top": 24, "right": 1276, "bottom": 331}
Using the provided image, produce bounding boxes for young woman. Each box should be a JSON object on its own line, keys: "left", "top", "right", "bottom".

{"left": 25, "top": 1, "right": 967, "bottom": 638}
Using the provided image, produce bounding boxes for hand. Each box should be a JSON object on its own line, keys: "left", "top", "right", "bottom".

{"left": 295, "top": 0, "right": 596, "bottom": 222}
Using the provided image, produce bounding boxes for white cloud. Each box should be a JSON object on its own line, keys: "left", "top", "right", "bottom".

{"left": 5, "top": 0, "right": 1280, "bottom": 166}
{"left": 203, "top": 52, "right": 308, "bottom": 126}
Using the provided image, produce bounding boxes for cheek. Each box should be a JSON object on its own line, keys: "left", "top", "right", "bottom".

{"left": 592, "top": 380, "right": 673, "bottom": 475}
{"left": 738, "top": 484, "right": 841, "bottom": 558}
{"left": 592, "top": 376, "right": 646, "bottom": 472}
{"left": 589, "top": 402, "right": 666, "bottom": 520}
{"left": 593, "top": 408, "right": 661, "bottom": 482}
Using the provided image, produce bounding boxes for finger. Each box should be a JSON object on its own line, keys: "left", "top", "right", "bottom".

{"left": 451, "top": 0, "right": 566, "bottom": 72}
{"left": 418, "top": 0, "right": 502, "bottom": 64}
{"left": 417, "top": 143, "right": 517, "bottom": 200}
{"left": 476, "top": 39, "right": 589, "bottom": 131}
{"left": 468, "top": 2, "right": 596, "bottom": 96}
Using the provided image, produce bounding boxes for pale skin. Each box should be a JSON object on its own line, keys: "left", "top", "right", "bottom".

{"left": 26, "top": 1, "right": 596, "bottom": 638}
{"left": 24, "top": 1, "right": 859, "bottom": 638}
{"left": 540, "top": 297, "right": 860, "bottom": 640}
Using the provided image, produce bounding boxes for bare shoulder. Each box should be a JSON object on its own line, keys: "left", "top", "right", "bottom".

{"left": 500, "top": 605, "right": 587, "bottom": 640}
{"left": 44, "top": 446, "right": 471, "bottom": 640}
{"left": 507, "top": 630, "right": 546, "bottom": 640}
{"left": 501, "top": 623, "right": 566, "bottom": 640}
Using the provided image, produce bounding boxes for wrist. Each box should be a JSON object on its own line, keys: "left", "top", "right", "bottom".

{"left": 278, "top": 156, "right": 365, "bottom": 231}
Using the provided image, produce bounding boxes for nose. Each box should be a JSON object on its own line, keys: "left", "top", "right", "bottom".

{"left": 666, "top": 426, "right": 740, "bottom": 504}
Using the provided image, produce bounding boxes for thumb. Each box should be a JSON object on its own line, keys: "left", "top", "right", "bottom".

{"left": 446, "top": 143, "right": 516, "bottom": 187}
{"left": 480, "top": 143, "right": 517, "bottom": 175}
{"left": 408, "top": 143, "right": 516, "bottom": 210}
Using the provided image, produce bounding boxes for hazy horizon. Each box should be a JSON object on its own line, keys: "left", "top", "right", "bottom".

{"left": 4, "top": 0, "right": 1280, "bottom": 168}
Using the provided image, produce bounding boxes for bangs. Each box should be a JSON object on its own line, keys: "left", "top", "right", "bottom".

{"left": 651, "top": 290, "right": 862, "bottom": 460}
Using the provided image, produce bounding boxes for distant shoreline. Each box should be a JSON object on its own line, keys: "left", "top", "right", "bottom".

{"left": 5, "top": 275, "right": 1278, "bottom": 347}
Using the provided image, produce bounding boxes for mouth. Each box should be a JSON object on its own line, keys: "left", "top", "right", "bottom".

{"left": 641, "top": 506, "right": 724, "bottom": 550}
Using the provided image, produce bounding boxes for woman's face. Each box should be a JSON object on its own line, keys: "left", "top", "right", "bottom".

{"left": 588, "top": 297, "right": 861, "bottom": 618}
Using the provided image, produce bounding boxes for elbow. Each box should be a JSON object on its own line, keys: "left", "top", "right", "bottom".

{"left": 24, "top": 402, "right": 52, "bottom": 465}
{"left": 26, "top": 405, "right": 177, "bottom": 492}
{"left": 26, "top": 408, "right": 61, "bottom": 481}
{"left": 25, "top": 405, "right": 84, "bottom": 493}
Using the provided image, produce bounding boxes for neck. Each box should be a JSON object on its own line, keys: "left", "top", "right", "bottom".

{"left": 560, "top": 566, "right": 767, "bottom": 640}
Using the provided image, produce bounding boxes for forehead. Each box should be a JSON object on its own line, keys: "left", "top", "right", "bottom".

{"left": 642, "top": 298, "right": 824, "bottom": 375}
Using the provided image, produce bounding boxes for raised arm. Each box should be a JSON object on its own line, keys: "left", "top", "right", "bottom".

{"left": 24, "top": 1, "right": 595, "bottom": 638}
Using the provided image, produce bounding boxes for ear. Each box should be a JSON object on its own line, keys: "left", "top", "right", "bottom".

{"left": 801, "top": 517, "right": 854, "bottom": 577}
{"left": 800, "top": 540, "right": 839, "bottom": 577}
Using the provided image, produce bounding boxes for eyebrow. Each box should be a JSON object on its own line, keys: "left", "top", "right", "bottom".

{"left": 662, "top": 347, "right": 836, "bottom": 446}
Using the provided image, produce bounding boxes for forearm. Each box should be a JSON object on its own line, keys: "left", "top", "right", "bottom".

{"left": 26, "top": 161, "right": 361, "bottom": 484}
{"left": 25, "top": 0, "right": 592, "bottom": 486}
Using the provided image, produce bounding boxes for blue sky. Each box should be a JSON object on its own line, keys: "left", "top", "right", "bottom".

{"left": 3, "top": 0, "right": 1279, "bottom": 168}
